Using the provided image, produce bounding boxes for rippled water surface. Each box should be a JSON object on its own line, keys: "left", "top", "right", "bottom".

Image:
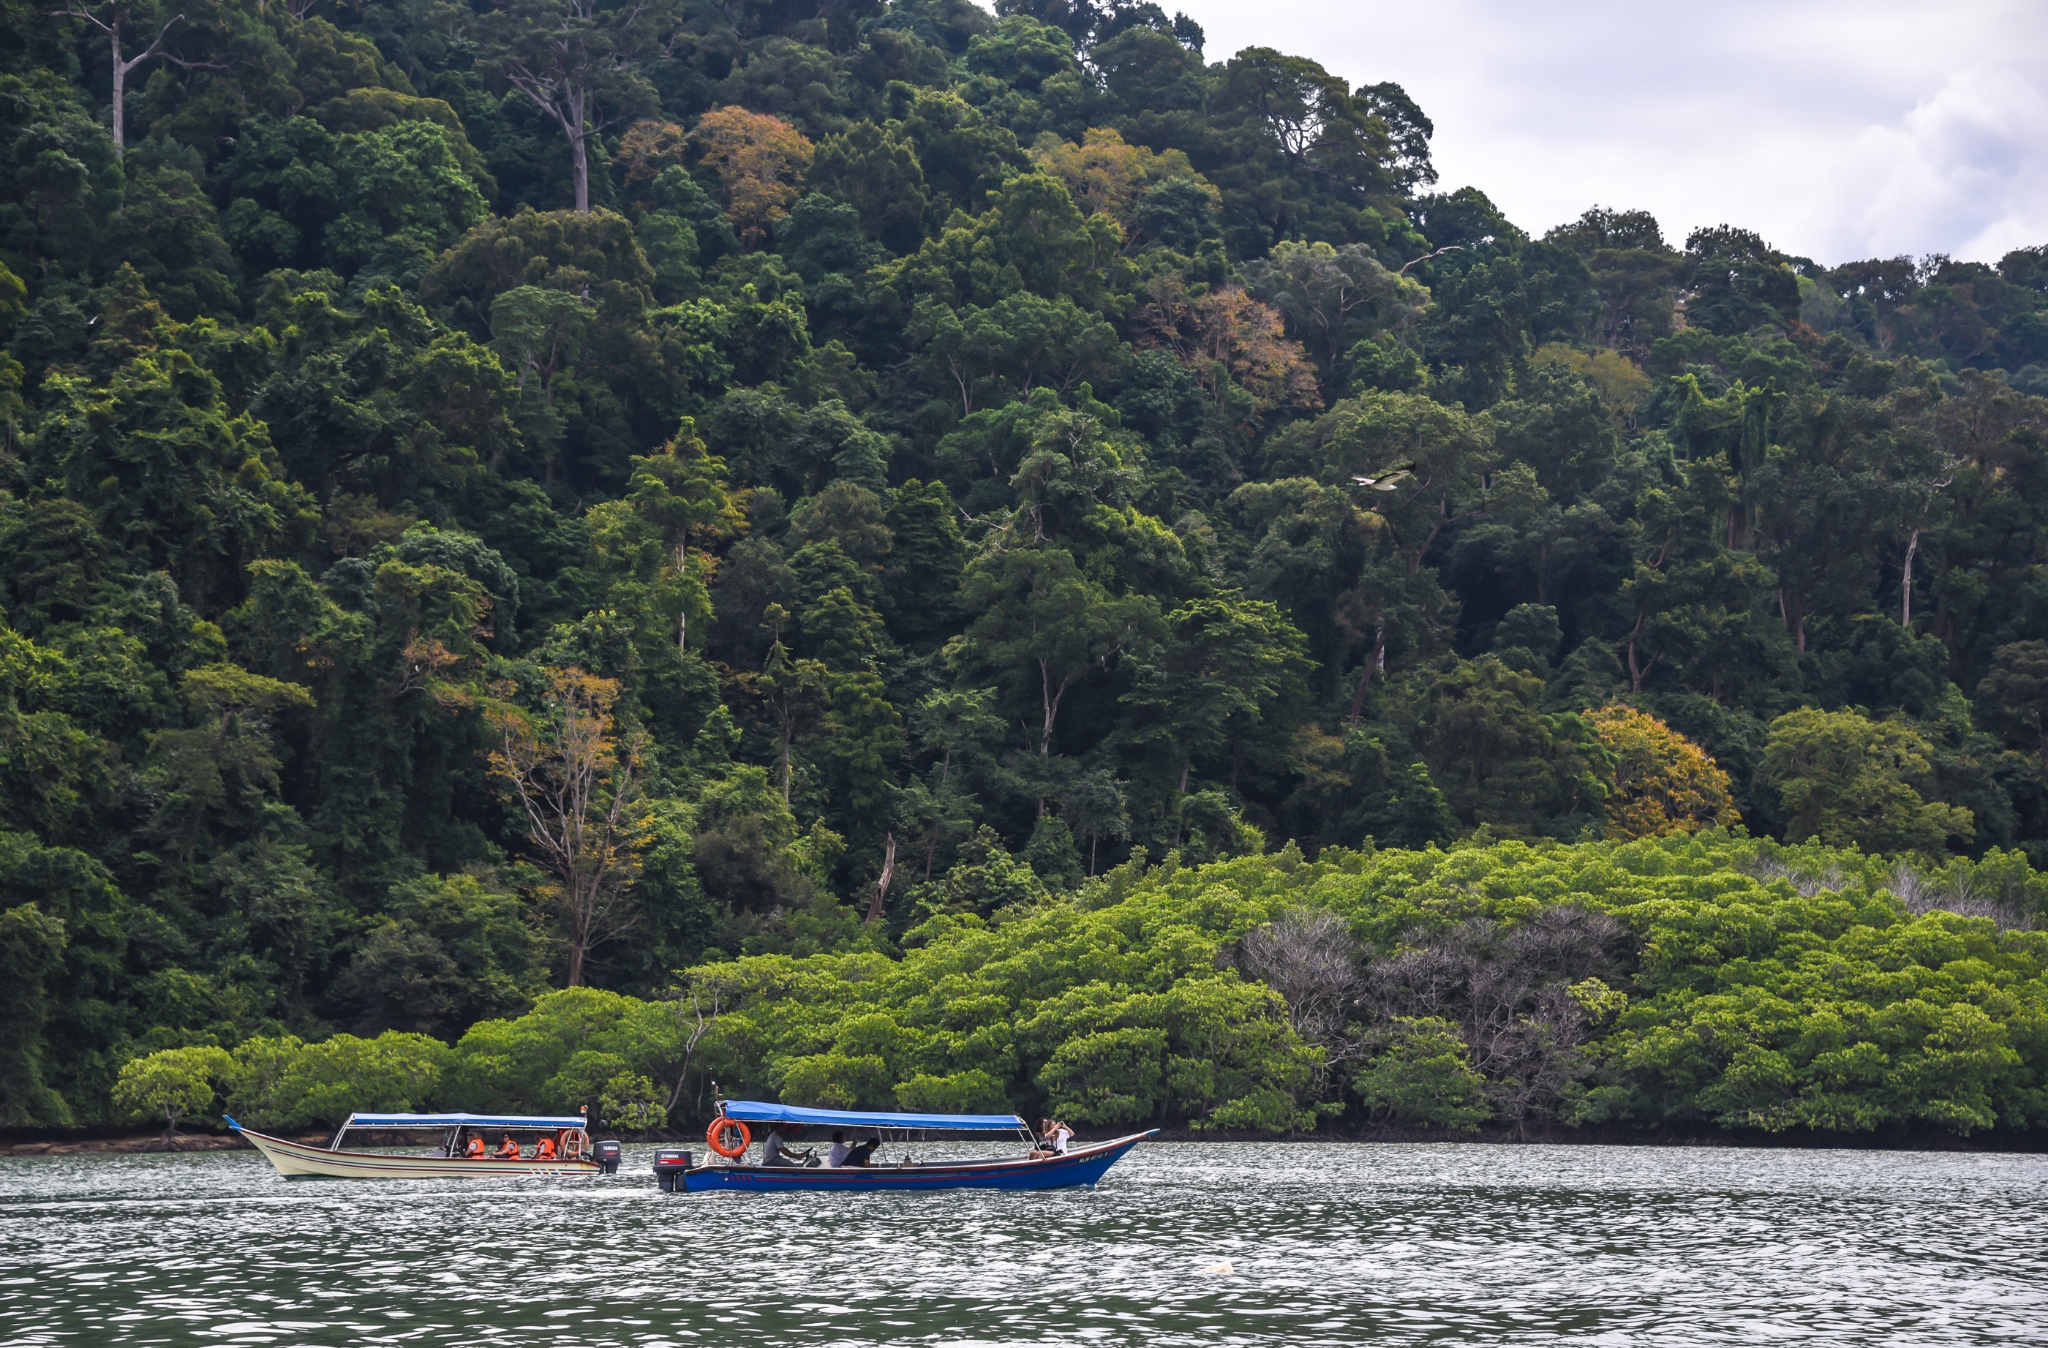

{"left": 4, "top": 1141, "right": 2046, "bottom": 1345}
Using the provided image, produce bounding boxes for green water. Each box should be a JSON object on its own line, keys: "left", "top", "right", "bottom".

{"left": 3, "top": 1141, "right": 2044, "bottom": 1345}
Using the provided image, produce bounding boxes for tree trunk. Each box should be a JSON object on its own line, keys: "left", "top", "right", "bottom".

{"left": 1346, "top": 628, "right": 1387, "bottom": 726}
{"left": 864, "top": 832, "right": 896, "bottom": 924}
{"left": 1778, "top": 589, "right": 1808, "bottom": 653}
{"left": 1169, "top": 748, "right": 1198, "bottom": 847}
{"left": 109, "top": 17, "right": 126, "bottom": 156}
{"left": 567, "top": 940, "right": 586, "bottom": 987}
{"left": 922, "top": 747, "right": 952, "bottom": 880}
{"left": 569, "top": 89, "right": 590, "bottom": 213}
{"left": 1901, "top": 529, "right": 1920, "bottom": 628}
{"left": 1626, "top": 613, "right": 1655, "bottom": 693}
{"left": 1037, "top": 660, "right": 1069, "bottom": 757}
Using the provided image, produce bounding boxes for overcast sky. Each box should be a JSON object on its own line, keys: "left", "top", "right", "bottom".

{"left": 1162, "top": 0, "right": 2048, "bottom": 265}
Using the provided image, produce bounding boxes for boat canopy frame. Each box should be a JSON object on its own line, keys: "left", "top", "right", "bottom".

{"left": 340, "top": 1112, "right": 589, "bottom": 1130}
{"left": 717, "top": 1099, "right": 1029, "bottom": 1133}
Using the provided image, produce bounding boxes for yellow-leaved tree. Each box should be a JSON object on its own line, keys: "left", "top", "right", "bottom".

{"left": 1587, "top": 702, "right": 1739, "bottom": 839}
{"left": 1029, "top": 127, "right": 1211, "bottom": 226}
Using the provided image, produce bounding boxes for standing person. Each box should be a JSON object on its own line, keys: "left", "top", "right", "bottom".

{"left": 827, "top": 1131, "right": 851, "bottom": 1167}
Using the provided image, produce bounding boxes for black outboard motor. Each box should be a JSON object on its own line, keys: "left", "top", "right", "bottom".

{"left": 653, "top": 1148, "right": 694, "bottom": 1192}
{"left": 593, "top": 1139, "right": 623, "bottom": 1175}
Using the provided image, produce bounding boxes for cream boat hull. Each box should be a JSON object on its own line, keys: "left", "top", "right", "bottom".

{"left": 235, "top": 1124, "right": 602, "bottom": 1180}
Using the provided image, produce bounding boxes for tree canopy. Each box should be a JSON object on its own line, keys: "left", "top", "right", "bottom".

{"left": 6, "top": 0, "right": 2048, "bottom": 1140}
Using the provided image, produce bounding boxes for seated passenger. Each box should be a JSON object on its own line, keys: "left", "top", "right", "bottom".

{"left": 826, "top": 1131, "right": 850, "bottom": 1167}
{"left": 759, "top": 1124, "right": 814, "bottom": 1167}
{"left": 534, "top": 1134, "right": 558, "bottom": 1161}
{"left": 464, "top": 1133, "right": 486, "bottom": 1159}
{"left": 841, "top": 1136, "right": 881, "bottom": 1167}
{"left": 494, "top": 1134, "right": 521, "bottom": 1159}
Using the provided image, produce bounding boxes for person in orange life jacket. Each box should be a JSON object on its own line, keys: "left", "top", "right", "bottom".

{"left": 534, "top": 1133, "right": 557, "bottom": 1161}
{"left": 494, "top": 1133, "right": 521, "bottom": 1159}
{"left": 464, "top": 1133, "right": 486, "bottom": 1159}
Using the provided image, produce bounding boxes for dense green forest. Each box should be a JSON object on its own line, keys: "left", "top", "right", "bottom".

{"left": 6, "top": 0, "right": 2048, "bottom": 1138}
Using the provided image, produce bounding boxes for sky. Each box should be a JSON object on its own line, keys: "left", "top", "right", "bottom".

{"left": 1161, "top": 0, "right": 2048, "bottom": 265}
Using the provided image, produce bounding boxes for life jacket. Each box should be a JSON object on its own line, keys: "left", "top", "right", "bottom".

{"left": 535, "top": 1136, "right": 557, "bottom": 1160}
{"left": 465, "top": 1137, "right": 485, "bottom": 1158}
{"left": 495, "top": 1138, "right": 521, "bottom": 1158}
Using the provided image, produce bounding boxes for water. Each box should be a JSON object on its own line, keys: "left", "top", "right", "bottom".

{"left": 3, "top": 1141, "right": 2044, "bottom": 1346}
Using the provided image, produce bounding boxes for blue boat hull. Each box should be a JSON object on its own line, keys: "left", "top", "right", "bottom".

{"left": 678, "top": 1131, "right": 1156, "bottom": 1194}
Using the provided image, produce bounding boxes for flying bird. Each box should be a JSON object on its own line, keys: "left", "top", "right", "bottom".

{"left": 1352, "top": 462, "right": 1417, "bottom": 491}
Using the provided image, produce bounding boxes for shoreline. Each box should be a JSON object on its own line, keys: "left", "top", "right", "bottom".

{"left": 8, "top": 1124, "right": 2044, "bottom": 1157}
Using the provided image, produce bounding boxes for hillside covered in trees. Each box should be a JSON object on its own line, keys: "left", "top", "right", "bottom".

{"left": 6, "top": 0, "right": 2048, "bottom": 1138}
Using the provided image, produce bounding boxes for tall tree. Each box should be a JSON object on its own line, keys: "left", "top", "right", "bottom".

{"left": 474, "top": 0, "right": 662, "bottom": 212}
{"left": 486, "top": 668, "right": 652, "bottom": 986}
{"left": 955, "top": 546, "right": 1162, "bottom": 762}
{"left": 50, "top": 0, "right": 210, "bottom": 156}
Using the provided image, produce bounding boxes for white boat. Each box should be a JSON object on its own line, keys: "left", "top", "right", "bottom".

{"left": 227, "top": 1111, "right": 617, "bottom": 1180}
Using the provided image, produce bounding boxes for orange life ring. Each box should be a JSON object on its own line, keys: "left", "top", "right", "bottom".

{"left": 706, "top": 1117, "right": 751, "bottom": 1158}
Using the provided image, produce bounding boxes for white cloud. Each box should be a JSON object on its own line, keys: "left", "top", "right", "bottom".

{"left": 1159, "top": 0, "right": 2048, "bottom": 263}
{"left": 1807, "top": 66, "right": 2048, "bottom": 263}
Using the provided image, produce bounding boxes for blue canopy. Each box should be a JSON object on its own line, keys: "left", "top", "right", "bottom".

{"left": 719, "top": 1100, "right": 1028, "bottom": 1132}
{"left": 342, "top": 1112, "right": 588, "bottom": 1130}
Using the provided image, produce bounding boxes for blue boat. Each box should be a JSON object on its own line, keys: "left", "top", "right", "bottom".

{"left": 664, "top": 1099, "right": 1155, "bottom": 1194}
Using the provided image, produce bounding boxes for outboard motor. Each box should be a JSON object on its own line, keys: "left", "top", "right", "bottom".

{"left": 653, "top": 1148, "right": 694, "bottom": 1193}
{"left": 593, "top": 1139, "right": 623, "bottom": 1175}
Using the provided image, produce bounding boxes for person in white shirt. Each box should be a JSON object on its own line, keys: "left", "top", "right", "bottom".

{"left": 826, "top": 1131, "right": 851, "bottom": 1167}
{"left": 1030, "top": 1116, "right": 1073, "bottom": 1158}
{"left": 760, "top": 1124, "right": 814, "bottom": 1167}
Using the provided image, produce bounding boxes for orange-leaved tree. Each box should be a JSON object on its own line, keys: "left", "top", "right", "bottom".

{"left": 615, "top": 118, "right": 690, "bottom": 187}
{"left": 486, "top": 667, "right": 651, "bottom": 985}
{"left": 689, "top": 106, "right": 813, "bottom": 246}
{"left": 1587, "top": 702, "right": 1739, "bottom": 840}
{"left": 1135, "top": 276, "right": 1322, "bottom": 430}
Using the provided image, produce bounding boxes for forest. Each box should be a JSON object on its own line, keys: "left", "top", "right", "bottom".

{"left": 5, "top": 0, "right": 2048, "bottom": 1140}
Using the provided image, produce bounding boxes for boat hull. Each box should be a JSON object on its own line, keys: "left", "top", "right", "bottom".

{"left": 234, "top": 1125, "right": 601, "bottom": 1180}
{"left": 679, "top": 1131, "right": 1155, "bottom": 1194}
